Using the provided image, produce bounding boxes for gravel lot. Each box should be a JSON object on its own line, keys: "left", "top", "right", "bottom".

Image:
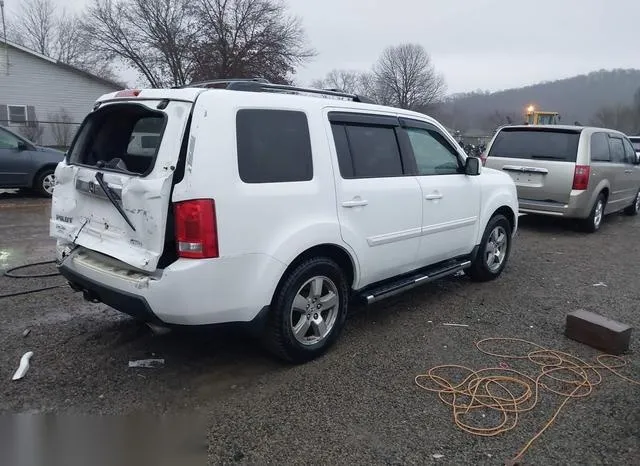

{"left": 1, "top": 191, "right": 639, "bottom": 465}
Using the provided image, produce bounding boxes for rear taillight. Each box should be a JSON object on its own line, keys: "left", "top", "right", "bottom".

{"left": 174, "top": 199, "right": 219, "bottom": 259}
{"left": 572, "top": 165, "right": 590, "bottom": 190}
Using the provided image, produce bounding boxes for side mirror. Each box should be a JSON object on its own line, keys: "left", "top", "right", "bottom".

{"left": 465, "top": 157, "right": 481, "bottom": 176}
{"left": 17, "top": 141, "right": 29, "bottom": 151}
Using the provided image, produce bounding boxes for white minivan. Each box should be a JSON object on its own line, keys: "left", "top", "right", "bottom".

{"left": 51, "top": 80, "right": 518, "bottom": 362}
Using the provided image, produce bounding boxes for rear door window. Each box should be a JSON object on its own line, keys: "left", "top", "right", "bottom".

{"left": 69, "top": 103, "right": 166, "bottom": 175}
{"left": 590, "top": 132, "right": 610, "bottom": 162}
{"left": 236, "top": 109, "right": 313, "bottom": 183}
{"left": 488, "top": 128, "right": 581, "bottom": 162}
{"left": 343, "top": 125, "right": 404, "bottom": 178}
{"left": 623, "top": 138, "right": 638, "bottom": 164}
{"left": 608, "top": 137, "right": 626, "bottom": 163}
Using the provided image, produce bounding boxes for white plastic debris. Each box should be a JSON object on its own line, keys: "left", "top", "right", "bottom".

{"left": 432, "top": 454, "right": 445, "bottom": 459}
{"left": 12, "top": 351, "right": 34, "bottom": 380}
{"left": 592, "top": 282, "right": 607, "bottom": 287}
{"left": 128, "top": 359, "right": 164, "bottom": 368}
{"left": 22, "top": 329, "right": 31, "bottom": 337}
{"left": 442, "top": 323, "right": 469, "bottom": 327}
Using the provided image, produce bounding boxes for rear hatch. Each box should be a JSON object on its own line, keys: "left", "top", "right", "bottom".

{"left": 485, "top": 127, "right": 582, "bottom": 204}
{"left": 50, "top": 94, "right": 195, "bottom": 272}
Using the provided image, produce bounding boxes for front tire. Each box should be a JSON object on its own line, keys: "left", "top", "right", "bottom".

{"left": 264, "top": 257, "right": 349, "bottom": 363}
{"left": 34, "top": 169, "right": 56, "bottom": 197}
{"left": 582, "top": 193, "right": 606, "bottom": 232}
{"left": 465, "top": 214, "right": 512, "bottom": 282}
{"left": 624, "top": 190, "right": 640, "bottom": 216}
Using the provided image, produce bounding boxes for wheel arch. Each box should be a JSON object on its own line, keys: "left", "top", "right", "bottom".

{"left": 492, "top": 205, "right": 516, "bottom": 234}
{"left": 31, "top": 164, "right": 58, "bottom": 188}
{"left": 270, "top": 243, "right": 358, "bottom": 307}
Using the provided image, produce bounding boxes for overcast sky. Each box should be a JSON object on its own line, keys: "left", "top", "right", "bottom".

{"left": 5, "top": 0, "right": 640, "bottom": 93}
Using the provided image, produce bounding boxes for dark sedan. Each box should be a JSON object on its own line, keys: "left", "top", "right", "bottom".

{"left": 0, "top": 125, "right": 65, "bottom": 197}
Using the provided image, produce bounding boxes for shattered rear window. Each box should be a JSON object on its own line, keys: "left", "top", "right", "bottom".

{"left": 69, "top": 103, "right": 166, "bottom": 175}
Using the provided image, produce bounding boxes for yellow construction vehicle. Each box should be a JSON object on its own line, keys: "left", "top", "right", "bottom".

{"left": 525, "top": 105, "right": 559, "bottom": 125}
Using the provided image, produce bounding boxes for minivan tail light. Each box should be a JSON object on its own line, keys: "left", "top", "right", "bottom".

{"left": 174, "top": 199, "right": 219, "bottom": 259}
{"left": 572, "top": 165, "right": 590, "bottom": 190}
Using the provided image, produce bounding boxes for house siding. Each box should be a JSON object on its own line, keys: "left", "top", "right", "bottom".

{"left": 0, "top": 44, "right": 121, "bottom": 146}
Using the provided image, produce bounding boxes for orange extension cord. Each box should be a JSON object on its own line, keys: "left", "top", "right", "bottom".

{"left": 415, "top": 338, "right": 640, "bottom": 465}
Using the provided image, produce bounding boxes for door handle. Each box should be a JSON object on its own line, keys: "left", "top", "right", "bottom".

{"left": 424, "top": 193, "right": 443, "bottom": 201}
{"left": 342, "top": 198, "right": 369, "bottom": 208}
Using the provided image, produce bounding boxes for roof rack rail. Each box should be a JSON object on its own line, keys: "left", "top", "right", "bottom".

{"left": 180, "top": 78, "right": 376, "bottom": 104}
{"left": 180, "top": 78, "right": 271, "bottom": 89}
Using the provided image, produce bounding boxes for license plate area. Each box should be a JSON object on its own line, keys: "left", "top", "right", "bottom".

{"left": 508, "top": 171, "right": 544, "bottom": 186}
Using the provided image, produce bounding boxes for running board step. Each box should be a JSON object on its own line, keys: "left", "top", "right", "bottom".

{"left": 361, "top": 260, "right": 471, "bottom": 305}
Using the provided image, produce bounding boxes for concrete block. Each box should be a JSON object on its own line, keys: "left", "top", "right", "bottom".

{"left": 565, "top": 310, "right": 632, "bottom": 355}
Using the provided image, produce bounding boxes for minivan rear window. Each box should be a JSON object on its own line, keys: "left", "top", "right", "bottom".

{"left": 68, "top": 103, "right": 166, "bottom": 175}
{"left": 488, "top": 128, "right": 581, "bottom": 162}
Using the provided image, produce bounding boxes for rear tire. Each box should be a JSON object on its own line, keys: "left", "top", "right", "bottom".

{"left": 624, "top": 190, "right": 640, "bottom": 216}
{"left": 263, "top": 257, "right": 349, "bottom": 364}
{"left": 465, "top": 214, "right": 512, "bottom": 282}
{"left": 582, "top": 193, "right": 606, "bottom": 232}
{"left": 34, "top": 169, "right": 56, "bottom": 197}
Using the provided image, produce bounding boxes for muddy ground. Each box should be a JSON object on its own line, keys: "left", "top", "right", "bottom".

{"left": 1, "top": 190, "right": 639, "bottom": 465}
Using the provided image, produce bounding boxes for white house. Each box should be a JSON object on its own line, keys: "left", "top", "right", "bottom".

{"left": 0, "top": 40, "right": 122, "bottom": 147}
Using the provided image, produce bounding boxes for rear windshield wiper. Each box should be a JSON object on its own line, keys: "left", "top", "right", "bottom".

{"left": 94, "top": 172, "right": 136, "bottom": 231}
{"left": 530, "top": 155, "right": 567, "bottom": 160}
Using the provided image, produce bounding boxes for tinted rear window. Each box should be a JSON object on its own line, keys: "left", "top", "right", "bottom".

{"left": 488, "top": 129, "right": 581, "bottom": 162}
{"left": 236, "top": 109, "right": 313, "bottom": 183}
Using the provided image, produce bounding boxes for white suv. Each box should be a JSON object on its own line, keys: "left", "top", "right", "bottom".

{"left": 50, "top": 80, "right": 518, "bottom": 362}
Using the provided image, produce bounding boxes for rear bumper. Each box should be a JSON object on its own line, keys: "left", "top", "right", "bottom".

{"left": 58, "top": 248, "right": 287, "bottom": 326}
{"left": 518, "top": 190, "right": 592, "bottom": 219}
{"left": 59, "top": 265, "right": 161, "bottom": 324}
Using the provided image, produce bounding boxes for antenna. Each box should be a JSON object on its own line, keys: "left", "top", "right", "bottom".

{"left": 0, "top": 0, "right": 8, "bottom": 75}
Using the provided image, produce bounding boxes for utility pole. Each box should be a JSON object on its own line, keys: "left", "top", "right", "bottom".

{"left": 0, "top": 0, "right": 9, "bottom": 75}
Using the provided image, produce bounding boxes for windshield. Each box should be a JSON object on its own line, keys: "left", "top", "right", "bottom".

{"left": 68, "top": 103, "right": 166, "bottom": 175}
{"left": 488, "top": 128, "right": 581, "bottom": 162}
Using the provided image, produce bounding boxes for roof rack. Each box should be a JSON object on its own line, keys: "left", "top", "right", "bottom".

{"left": 180, "top": 78, "right": 376, "bottom": 104}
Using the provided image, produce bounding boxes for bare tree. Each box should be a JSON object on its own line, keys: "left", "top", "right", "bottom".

{"left": 590, "top": 104, "right": 636, "bottom": 134}
{"left": 11, "top": 0, "right": 55, "bottom": 56}
{"left": 372, "top": 43, "right": 445, "bottom": 110}
{"left": 9, "top": 0, "right": 117, "bottom": 81}
{"left": 192, "top": 0, "right": 315, "bottom": 84}
{"left": 48, "top": 108, "right": 75, "bottom": 148}
{"left": 312, "top": 69, "right": 363, "bottom": 94}
{"left": 83, "top": 0, "right": 196, "bottom": 87}
{"left": 480, "top": 110, "right": 521, "bottom": 132}
{"left": 19, "top": 123, "right": 44, "bottom": 144}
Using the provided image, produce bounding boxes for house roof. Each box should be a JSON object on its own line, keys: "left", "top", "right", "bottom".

{"left": 1, "top": 39, "right": 123, "bottom": 90}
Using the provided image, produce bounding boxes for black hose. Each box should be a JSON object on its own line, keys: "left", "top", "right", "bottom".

{"left": 1, "top": 260, "right": 65, "bottom": 300}
{"left": 0, "top": 285, "right": 66, "bottom": 300}
{"left": 3, "top": 260, "right": 60, "bottom": 278}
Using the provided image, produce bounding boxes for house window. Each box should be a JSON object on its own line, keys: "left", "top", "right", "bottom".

{"left": 7, "top": 105, "right": 27, "bottom": 126}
